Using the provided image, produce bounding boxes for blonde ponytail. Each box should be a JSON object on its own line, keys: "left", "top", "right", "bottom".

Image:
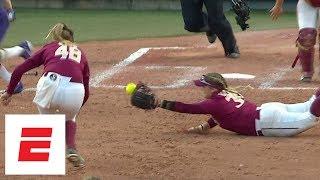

{"left": 204, "top": 72, "right": 252, "bottom": 97}
{"left": 45, "top": 23, "right": 74, "bottom": 43}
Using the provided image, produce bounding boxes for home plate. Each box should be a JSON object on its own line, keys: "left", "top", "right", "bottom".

{"left": 222, "top": 73, "right": 255, "bottom": 79}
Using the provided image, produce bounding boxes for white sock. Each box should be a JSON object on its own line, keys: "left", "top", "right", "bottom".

{"left": 0, "top": 64, "right": 12, "bottom": 82}
{"left": 0, "top": 46, "right": 24, "bottom": 60}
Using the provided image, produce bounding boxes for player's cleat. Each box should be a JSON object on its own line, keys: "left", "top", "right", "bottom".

{"left": 206, "top": 31, "right": 217, "bottom": 44}
{"left": 83, "top": 176, "right": 101, "bottom": 180}
{"left": 226, "top": 45, "right": 240, "bottom": 59}
{"left": 300, "top": 76, "right": 312, "bottom": 82}
{"left": 66, "top": 148, "right": 85, "bottom": 168}
{"left": 18, "top": 41, "right": 33, "bottom": 60}
{"left": 13, "top": 81, "right": 23, "bottom": 94}
{"left": 186, "top": 122, "right": 210, "bottom": 134}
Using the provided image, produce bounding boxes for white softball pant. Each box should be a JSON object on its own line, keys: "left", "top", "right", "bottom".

{"left": 33, "top": 72, "right": 85, "bottom": 122}
{"left": 298, "top": 0, "right": 320, "bottom": 29}
{"left": 255, "top": 95, "right": 319, "bottom": 136}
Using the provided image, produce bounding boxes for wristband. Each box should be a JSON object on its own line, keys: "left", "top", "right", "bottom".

{"left": 160, "top": 100, "right": 175, "bottom": 111}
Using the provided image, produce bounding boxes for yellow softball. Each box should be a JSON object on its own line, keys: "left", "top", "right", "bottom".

{"left": 125, "top": 83, "right": 136, "bottom": 95}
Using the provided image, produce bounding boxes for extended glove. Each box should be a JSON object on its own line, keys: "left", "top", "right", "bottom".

{"left": 7, "top": 9, "right": 15, "bottom": 22}
{"left": 131, "top": 83, "right": 158, "bottom": 110}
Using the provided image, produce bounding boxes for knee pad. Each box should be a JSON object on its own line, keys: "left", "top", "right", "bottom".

{"left": 297, "top": 28, "right": 317, "bottom": 49}
{"left": 297, "top": 28, "right": 317, "bottom": 74}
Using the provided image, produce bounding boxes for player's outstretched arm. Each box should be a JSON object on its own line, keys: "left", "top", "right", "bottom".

{"left": 270, "top": 0, "right": 284, "bottom": 21}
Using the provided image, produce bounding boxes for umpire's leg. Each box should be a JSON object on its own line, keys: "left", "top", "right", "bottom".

{"left": 204, "top": 0, "right": 239, "bottom": 56}
{"left": 180, "top": 0, "right": 208, "bottom": 32}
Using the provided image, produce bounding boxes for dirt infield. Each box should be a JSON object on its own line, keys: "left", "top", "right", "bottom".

{"left": 1, "top": 29, "right": 320, "bottom": 179}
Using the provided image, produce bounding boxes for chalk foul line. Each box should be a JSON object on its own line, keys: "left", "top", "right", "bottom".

{"left": 1, "top": 46, "right": 315, "bottom": 92}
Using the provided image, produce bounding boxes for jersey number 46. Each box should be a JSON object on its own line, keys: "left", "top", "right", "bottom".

{"left": 55, "top": 44, "right": 82, "bottom": 63}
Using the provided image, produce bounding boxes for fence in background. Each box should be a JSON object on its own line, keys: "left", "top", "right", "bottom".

{"left": 13, "top": 0, "right": 297, "bottom": 11}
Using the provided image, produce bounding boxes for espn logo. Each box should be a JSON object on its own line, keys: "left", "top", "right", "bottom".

{"left": 19, "top": 128, "right": 52, "bottom": 162}
{"left": 5, "top": 115, "right": 65, "bottom": 175}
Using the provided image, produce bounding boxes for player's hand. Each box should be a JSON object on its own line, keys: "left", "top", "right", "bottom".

{"left": 186, "top": 122, "right": 210, "bottom": 134}
{"left": 7, "top": 9, "right": 15, "bottom": 22}
{"left": 269, "top": 5, "right": 283, "bottom": 21}
{"left": 1, "top": 92, "right": 12, "bottom": 106}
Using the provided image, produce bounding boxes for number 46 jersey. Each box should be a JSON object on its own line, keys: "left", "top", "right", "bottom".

{"left": 27, "top": 41, "right": 90, "bottom": 84}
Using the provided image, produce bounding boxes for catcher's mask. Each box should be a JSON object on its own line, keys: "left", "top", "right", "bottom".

{"left": 193, "top": 73, "right": 227, "bottom": 91}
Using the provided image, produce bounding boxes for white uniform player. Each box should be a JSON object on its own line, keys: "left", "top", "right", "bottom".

{"left": 0, "top": 0, "right": 33, "bottom": 93}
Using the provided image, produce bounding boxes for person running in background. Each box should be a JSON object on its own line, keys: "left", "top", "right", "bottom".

{"left": 0, "top": 0, "right": 33, "bottom": 93}
{"left": 179, "top": 0, "right": 240, "bottom": 58}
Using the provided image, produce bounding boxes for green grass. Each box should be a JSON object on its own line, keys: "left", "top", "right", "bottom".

{"left": 3, "top": 9, "right": 297, "bottom": 46}
{"left": 226, "top": 10, "right": 297, "bottom": 32}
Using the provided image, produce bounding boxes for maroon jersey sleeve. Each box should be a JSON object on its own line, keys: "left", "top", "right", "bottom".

{"left": 308, "top": 0, "right": 320, "bottom": 7}
{"left": 81, "top": 53, "right": 90, "bottom": 106}
{"left": 7, "top": 48, "right": 46, "bottom": 94}
{"left": 174, "top": 99, "right": 216, "bottom": 114}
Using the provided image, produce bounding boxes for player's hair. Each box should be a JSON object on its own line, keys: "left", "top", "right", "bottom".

{"left": 204, "top": 73, "right": 228, "bottom": 91}
{"left": 204, "top": 72, "right": 244, "bottom": 96}
{"left": 45, "top": 23, "right": 74, "bottom": 42}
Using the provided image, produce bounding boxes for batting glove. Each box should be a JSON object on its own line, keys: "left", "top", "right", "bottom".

{"left": 7, "top": 9, "right": 16, "bottom": 22}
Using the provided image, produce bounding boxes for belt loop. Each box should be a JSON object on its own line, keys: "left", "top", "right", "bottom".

{"left": 256, "top": 109, "right": 261, "bottom": 120}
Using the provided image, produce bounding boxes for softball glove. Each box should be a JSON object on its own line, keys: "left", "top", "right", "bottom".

{"left": 131, "top": 83, "right": 158, "bottom": 110}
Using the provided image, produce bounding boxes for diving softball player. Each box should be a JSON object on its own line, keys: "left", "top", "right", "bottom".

{"left": 1, "top": 23, "right": 90, "bottom": 167}
{"left": 183, "top": 73, "right": 320, "bottom": 136}
{"left": 133, "top": 73, "right": 320, "bottom": 137}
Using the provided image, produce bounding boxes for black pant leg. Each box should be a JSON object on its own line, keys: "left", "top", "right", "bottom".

{"left": 203, "top": 0, "right": 238, "bottom": 55}
{"left": 180, "top": 0, "right": 207, "bottom": 32}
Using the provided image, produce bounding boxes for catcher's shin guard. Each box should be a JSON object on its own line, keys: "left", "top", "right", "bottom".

{"left": 296, "top": 28, "right": 317, "bottom": 81}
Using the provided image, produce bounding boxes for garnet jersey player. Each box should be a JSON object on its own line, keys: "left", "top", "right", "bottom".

{"left": 155, "top": 73, "right": 320, "bottom": 136}
{"left": 1, "top": 23, "right": 90, "bottom": 167}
